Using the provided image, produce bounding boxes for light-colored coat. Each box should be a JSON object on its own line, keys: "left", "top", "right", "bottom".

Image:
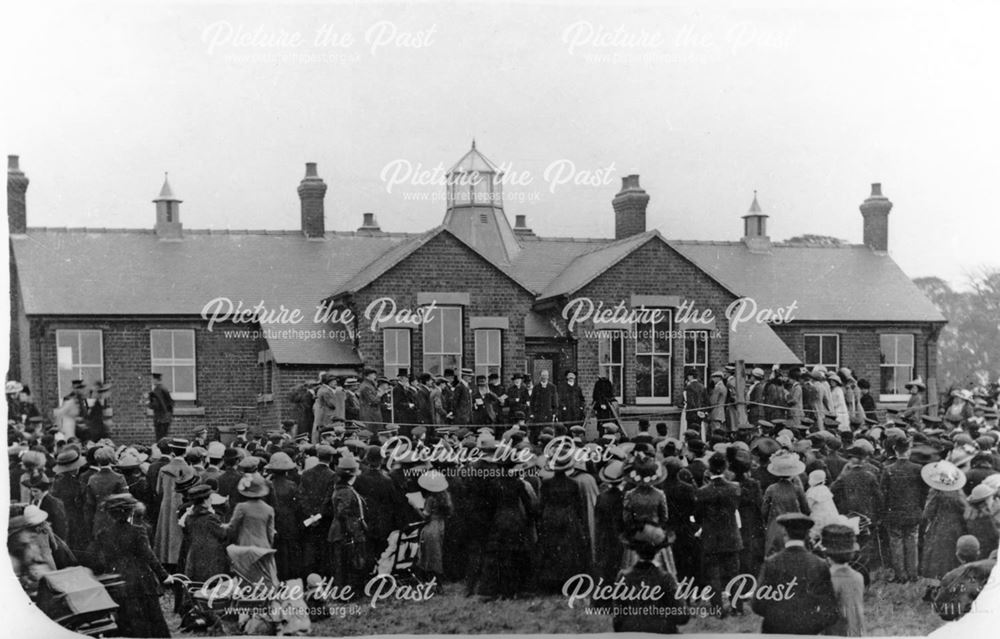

{"left": 153, "top": 457, "right": 192, "bottom": 564}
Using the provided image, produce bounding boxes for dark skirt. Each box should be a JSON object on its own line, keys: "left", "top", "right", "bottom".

{"left": 113, "top": 594, "right": 171, "bottom": 638}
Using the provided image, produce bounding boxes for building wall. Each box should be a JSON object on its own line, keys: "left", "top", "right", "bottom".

{"left": 347, "top": 232, "right": 537, "bottom": 378}
{"left": 26, "top": 316, "right": 269, "bottom": 443}
{"left": 571, "top": 239, "right": 738, "bottom": 405}
{"left": 770, "top": 322, "right": 940, "bottom": 402}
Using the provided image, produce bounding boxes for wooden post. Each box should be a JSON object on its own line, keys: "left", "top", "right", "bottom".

{"left": 735, "top": 359, "right": 749, "bottom": 429}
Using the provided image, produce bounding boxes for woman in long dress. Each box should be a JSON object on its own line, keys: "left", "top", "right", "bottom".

{"left": 536, "top": 457, "right": 591, "bottom": 592}
{"left": 478, "top": 462, "right": 538, "bottom": 598}
{"left": 416, "top": 470, "right": 453, "bottom": 584}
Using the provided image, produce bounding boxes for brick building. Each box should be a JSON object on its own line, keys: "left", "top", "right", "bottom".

{"left": 6, "top": 146, "right": 946, "bottom": 442}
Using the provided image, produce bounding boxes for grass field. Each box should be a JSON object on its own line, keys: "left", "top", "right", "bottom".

{"left": 161, "top": 570, "right": 949, "bottom": 636}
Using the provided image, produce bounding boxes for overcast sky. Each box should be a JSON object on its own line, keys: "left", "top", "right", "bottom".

{"left": 4, "top": 0, "right": 998, "bottom": 288}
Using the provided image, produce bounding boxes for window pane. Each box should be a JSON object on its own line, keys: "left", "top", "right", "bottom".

{"left": 151, "top": 331, "right": 172, "bottom": 360}
{"left": 821, "top": 336, "right": 837, "bottom": 365}
{"left": 897, "top": 335, "right": 914, "bottom": 365}
{"left": 804, "top": 336, "right": 820, "bottom": 364}
{"left": 881, "top": 366, "right": 896, "bottom": 395}
{"left": 636, "top": 322, "right": 652, "bottom": 354}
{"left": 879, "top": 334, "right": 894, "bottom": 364}
{"left": 489, "top": 330, "right": 500, "bottom": 362}
{"left": 173, "top": 331, "right": 195, "bottom": 360}
{"left": 423, "top": 314, "right": 442, "bottom": 353}
{"left": 423, "top": 356, "right": 441, "bottom": 376}
{"left": 173, "top": 365, "right": 196, "bottom": 395}
{"left": 635, "top": 356, "right": 652, "bottom": 397}
{"left": 443, "top": 308, "right": 462, "bottom": 353}
{"left": 653, "top": 355, "right": 671, "bottom": 397}
{"left": 475, "top": 332, "right": 487, "bottom": 363}
{"left": 79, "top": 331, "right": 101, "bottom": 365}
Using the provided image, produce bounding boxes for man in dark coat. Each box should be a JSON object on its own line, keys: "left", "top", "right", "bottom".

{"left": 694, "top": 453, "right": 742, "bottom": 612}
{"left": 51, "top": 447, "right": 91, "bottom": 555}
{"left": 880, "top": 438, "right": 927, "bottom": 582}
{"left": 487, "top": 373, "right": 507, "bottom": 421}
{"left": 391, "top": 371, "right": 419, "bottom": 435}
{"left": 24, "top": 473, "right": 68, "bottom": 542}
{"left": 823, "top": 438, "right": 849, "bottom": 482}
{"left": 353, "top": 446, "right": 398, "bottom": 567}
{"left": 683, "top": 371, "right": 707, "bottom": 431}
{"left": 751, "top": 513, "right": 839, "bottom": 634}
{"left": 414, "top": 373, "right": 434, "bottom": 425}
{"left": 557, "top": 371, "right": 586, "bottom": 426}
{"left": 505, "top": 373, "right": 531, "bottom": 425}
{"left": 471, "top": 376, "right": 501, "bottom": 425}
{"left": 592, "top": 461, "right": 627, "bottom": 586}
{"left": 530, "top": 369, "right": 559, "bottom": 424}
{"left": 449, "top": 369, "right": 473, "bottom": 425}
{"left": 296, "top": 445, "right": 338, "bottom": 577}
{"left": 148, "top": 373, "right": 174, "bottom": 441}
{"left": 662, "top": 456, "right": 701, "bottom": 583}
{"left": 358, "top": 369, "right": 385, "bottom": 425}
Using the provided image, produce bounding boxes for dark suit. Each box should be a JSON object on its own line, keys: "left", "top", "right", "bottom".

{"left": 392, "top": 383, "right": 419, "bottom": 434}
{"left": 358, "top": 380, "right": 382, "bottom": 424}
{"left": 38, "top": 493, "right": 68, "bottom": 542}
{"left": 751, "top": 544, "right": 839, "bottom": 634}
{"left": 505, "top": 384, "right": 530, "bottom": 422}
{"left": 471, "top": 387, "right": 501, "bottom": 425}
{"left": 148, "top": 385, "right": 174, "bottom": 440}
{"left": 52, "top": 472, "right": 90, "bottom": 553}
{"left": 695, "top": 475, "right": 743, "bottom": 606}
{"left": 880, "top": 458, "right": 927, "bottom": 580}
{"left": 297, "top": 462, "right": 337, "bottom": 576}
{"left": 530, "top": 382, "right": 558, "bottom": 424}
{"left": 593, "top": 485, "right": 626, "bottom": 584}
{"left": 353, "top": 466, "right": 399, "bottom": 563}
{"left": 451, "top": 381, "right": 472, "bottom": 425}
{"left": 557, "top": 381, "right": 586, "bottom": 424}
{"left": 414, "top": 383, "right": 433, "bottom": 424}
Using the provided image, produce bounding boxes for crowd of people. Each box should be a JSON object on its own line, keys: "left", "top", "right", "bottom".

{"left": 6, "top": 363, "right": 1000, "bottom": 636}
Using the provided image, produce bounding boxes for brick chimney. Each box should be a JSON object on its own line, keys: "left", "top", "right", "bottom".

{"left": 7, "top": 155, "right": 28, "bottom": 235}
{"left": 357, "top": 212, "right": 381, "bottom": 234}
{"left": 612, "top": 174, "right": 649, "bottom": 240}
{"left": 513, "top": 214, "right": 536, "bottom": 238}
{"left": 860, "top": 182, "right": 892, "bottom": 252}
{"left": 153, "top": 173, "right": 183, "bottom": 239}
{"left": 298, "top": 162, "right": 327, "bottom": 238}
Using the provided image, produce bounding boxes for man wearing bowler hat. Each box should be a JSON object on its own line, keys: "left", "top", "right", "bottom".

{"left": 506, "top": 373, "right": 530, "bottom": 424}
{"left": 148, "top": 372, "right": 174, "bottom": 440}
{"left": 449, "top": 368, "right": 474, "bottom": 425}
{"left": 752, "top": 512, "right": 839, "bottom": 634}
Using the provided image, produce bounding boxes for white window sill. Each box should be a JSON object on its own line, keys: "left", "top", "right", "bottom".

{"left": 257, "top": 393, "right": 274, "bottom": 404}
{"left": 145, "top": 406, "right": 206, "bottom": 417}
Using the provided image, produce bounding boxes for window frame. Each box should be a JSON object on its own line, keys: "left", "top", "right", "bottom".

{"left": 803, "top": 333, "right": 840, "bottom": 371}
{"left": 55, "top": 329, "right": 104, "bottom": 399}
{"left": 879, "top": 333, "right": 915, "bottom": 401}
{"left": 474, "top": 328, "right": 502, "bottom": 379}
{"left": 150, "top": 329, "right": 197, "bottom": 401}
{"left": 634, "top": 308, "right": 673, "bottom": 405}
{"left": 683, "top": 329, "right": 710, "bottom": 388}
{"left": 422, "top": 306, "right": 463, "bottom": 376}
{"left": 383, "top": 328, "right": 412, "bottom": 378}
{"left": 598, "top": 329, "right": 625, "bottom": 403}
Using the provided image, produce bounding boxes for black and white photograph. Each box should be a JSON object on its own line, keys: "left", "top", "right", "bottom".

{"left": 3, "top": 0, "right": 1000, "bottom": 637}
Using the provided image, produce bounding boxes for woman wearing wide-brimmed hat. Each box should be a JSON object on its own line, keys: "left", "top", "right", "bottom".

{"left": 919, "top": 460, "right": 969, "bottom": 581}
{"left": 179, "top": 483, "right": 230, "bottom": 582}
{"left": 761, "top": 450, "right": 810, "bottom": 556}
{"left": 478, "top": 454, "right": 539, "bottom": 599}
{"left": 84, "top": 493, "right": 171, "bottom": 638}
{"left": 536, "top": 447, "right": 591, "bottom": 592}
{"left": 827, "top": 374, "right": 851, "bottom": 432}
{"left": 415, "top": 469, "right": 452, "bottom": 586}
{"left": 901, "top": 376, "right": 927, "bottom": 423}
{"left": 328, "top": 453, "right": 368, "bottom": 595}
{"left": 962, "top": 483, "right": 1000, "bottom": 557}
{"left": 227, "top": 474, "right": 279, "bottom": 585}
{"left": 264, "top": 451, "right": 302, "bottom": 580}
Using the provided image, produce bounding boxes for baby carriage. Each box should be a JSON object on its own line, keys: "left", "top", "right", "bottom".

{"left": 225, "top": 545, "right": 311, "bottom": 636}
{"left": 375, "top": 520, "right": 428, "bottom": 585}
{"left": 168, "top": 573, "right": 231, "bottom": 636}
{"left": 34, "top": 566, "right": 122, "bottom": 636}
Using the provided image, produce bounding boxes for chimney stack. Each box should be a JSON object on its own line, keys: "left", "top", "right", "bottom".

{"left": 860, "top": 182, "right": 892, "bottom": 252}
{"left": 7, "top": 155, "right": 28, "bottom": 235}
{"left": 153, "top": 173, "right": 183, "bottom": 239}
{"left": 612, "top": 174, "right": 649, "bottom": 240}
{"left": 513, "top": 214, "right": 536, "bottom": 238}
{"left": 358, "top": 212, "right": 381, "bottom": 233}
{"left": 298, "top": 162, "right": 327, "bottom": 238}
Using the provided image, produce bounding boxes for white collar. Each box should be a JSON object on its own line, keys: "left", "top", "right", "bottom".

{"left": 785, "top": 540, "right": 806, "bottom": 548}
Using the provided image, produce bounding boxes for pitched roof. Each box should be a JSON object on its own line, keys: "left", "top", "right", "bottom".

{"left": 671, "top": 241, "right": 946, "bottom": 322}
{"left": 10, "top": 228, "right": 413, "bottom": 364}
{"left": 535, "top": 231, "right": 660, "bottom": 300}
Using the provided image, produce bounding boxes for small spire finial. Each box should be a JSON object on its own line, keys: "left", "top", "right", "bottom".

{"left": 471, "top": 138, "right": 476, "bottom": 150}
{"left": 748, "top": 190, "right": 762, "bottom": 214}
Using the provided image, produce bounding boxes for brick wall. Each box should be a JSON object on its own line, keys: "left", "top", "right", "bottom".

{"left": 347, "top": 232, "right": 536, "bottom": 377}
{"left": 27, "top": 317, "right": 269, "bottom": 444}
{"left": 769, "top": 322, "right": 939, "bottom": 402}
{"left": 572, "top": 239, "right": 738, "bottom": 404}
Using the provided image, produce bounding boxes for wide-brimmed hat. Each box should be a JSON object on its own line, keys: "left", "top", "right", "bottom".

{"left": 969, "top": 483, "right": 996, "bottom": 504}
{"left": 53, "top": 448, "right": 86, "bottom": 474}
{"left": 116, "top": 449, "right": 143, "bottom": 469}
{"left": 187, "top": 483, "right": 214, "bottom": 502}
{"left": 417, "top": 469, "right": 448, "bottom": 493}
{"left": 20, "top": 472, "right": 52, "bottom": 489}
{"left": 6, "top": 380, "right": 24, "bottom": 394}
{"left": 751, "top": 437, "right": 780, "bottom": 457}
{"left": 951, "top": 389, "right": 974, "bottom": 402}
{"left": 237, "top": 475, "right": 270, "bottom": 498}
{"left": 207, "top": 441, "right": 226, "bottom": 460}
{"left": 921, "top": 460, "right": 967, "bottom": 492}
{"left": 821, "top": 523, "right": 859, "bottom": 554}
{"left": 904, "top": 376, "right": 926, "bottom": 391}
{"left": 175, "top": 466, "right": 200, "bottom": 491}
{"left": 948, "top": 444, "right": 978, "bottom": 469}
{"left": 237, "top": 455, "right": 261, "bottom": 472}
{"left": 599, "top": 460, "right": 626, "bottom": 485}
{"left": 477, "top": 433, "right": 498, "bottom": 452}
{"left": 265, "top": 451, "right": 296, "bottom": 472}
{"left": 627, "top": 457, "right": 665, "bottom": 485}
{"left": 169, "top": 437, "right": 190, "bottom": 454}
{"left": 102, "top": 493, "right": 138, "bottom": 513}
{"left": 808, "top": 469, "right": 827, "bottom": 487}
{"left": 767, "top": 451, "right": 806, "bottom": 477}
